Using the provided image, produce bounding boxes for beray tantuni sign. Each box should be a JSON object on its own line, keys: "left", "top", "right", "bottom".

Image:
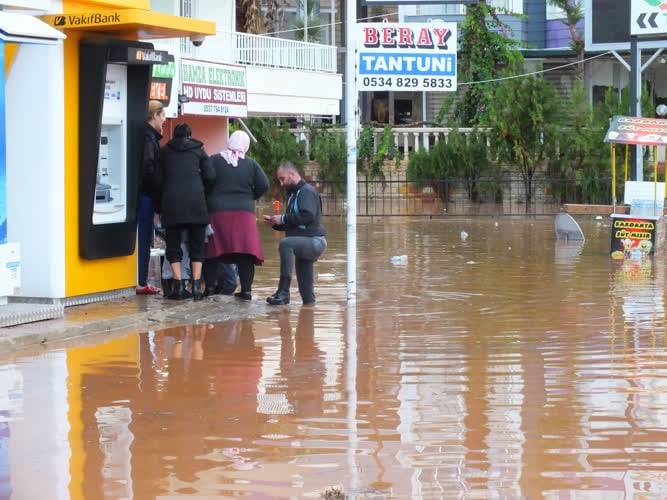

{"left": 356, "top": 22, "right": 457, "bottom": 92}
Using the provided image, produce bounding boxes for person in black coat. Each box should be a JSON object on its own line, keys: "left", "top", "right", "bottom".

{"left": 136, "top": 100, "right": 166, "bottom": 295}
{"left": 158, "top": 123, "right": 215, "bottom": 300}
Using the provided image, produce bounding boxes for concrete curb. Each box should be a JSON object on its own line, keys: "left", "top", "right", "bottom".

{"left": 0, "top": 295, "right": 277, "bottom": 354}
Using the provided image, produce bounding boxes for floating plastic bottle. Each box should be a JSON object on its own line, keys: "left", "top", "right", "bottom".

{"left": 390, "top": 255, "right": 408, "bottom": 264}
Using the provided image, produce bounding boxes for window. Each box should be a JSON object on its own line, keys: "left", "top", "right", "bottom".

{"left": 417, "top": 4, "right": 466, "bottom": 15}
{"left": 181, "top": 0, "right": 193, "bottom": 18}
{"left": 180, "top": 0, "right": 195, "bottom": 55}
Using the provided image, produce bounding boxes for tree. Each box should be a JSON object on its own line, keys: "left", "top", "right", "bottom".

{"left": 441, "top": 0, "right": 522, "bottom": 126}
{"left": 486, "top": 72, "right": 562, "bottom": 205}
{"left": 293, "top": 0, "right": 322, "bottom": 42}
{"left": 406, "top": 129, "right": 500, "bottom": 203}
{"left": 545, "top": 81, "right": 610, "bottom": 204}
{"left": 237, "top": 118, "right": 307, "bottom": 195}
{"left": 263, "top": 0, "right": 279, "bottom": 35}
{"left": 310, "top": 124, "right": 347, "bottom": 192}
{"left": 240, "top": 0, "right": 263, "bottom": 34}
{"left": 547, "top": 0, "right": 584, "bottom": 75}
{"left": 237, "top": 0, "right": 284, "bottom": 35}
{"left": 357, "top": 124, "right": 400, "bottom": 180}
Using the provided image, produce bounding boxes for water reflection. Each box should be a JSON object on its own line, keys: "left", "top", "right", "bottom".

{"left": 4, "top": 217, "right": 667, "bottom": 497}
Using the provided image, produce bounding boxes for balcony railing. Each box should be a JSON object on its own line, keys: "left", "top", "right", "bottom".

{"left": 186, "top": 30, "right": 338, "bottom": 73}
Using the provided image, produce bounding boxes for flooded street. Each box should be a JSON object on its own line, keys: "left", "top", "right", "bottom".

{"left": 3, "top": 215, "right": 667, "bottom": 498}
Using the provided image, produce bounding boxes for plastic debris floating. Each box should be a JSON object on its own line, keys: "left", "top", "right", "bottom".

{"left": 390, "top": 255, "right": 408, "bottom": 265}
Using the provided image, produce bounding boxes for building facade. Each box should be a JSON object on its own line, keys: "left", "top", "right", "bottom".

{"left": 387, "top": 0, "right": 667, "bottom": 125}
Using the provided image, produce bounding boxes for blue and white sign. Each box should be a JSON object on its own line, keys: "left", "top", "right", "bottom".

{"left": 356, "top": 22, "right": 457, "bottom": 92}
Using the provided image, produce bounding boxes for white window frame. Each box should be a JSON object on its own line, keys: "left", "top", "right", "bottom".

{"left": 180, "top": 0, "right": 197, "bottom": 55}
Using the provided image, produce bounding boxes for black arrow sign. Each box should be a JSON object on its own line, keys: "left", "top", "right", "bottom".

{"left": 637, "top": 12, "right": 660, "bottom": 29}
{"left": 649, "top": 12, "right": 659, "bottom": 28}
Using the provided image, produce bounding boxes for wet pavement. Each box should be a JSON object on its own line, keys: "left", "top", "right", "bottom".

{"left": 2, "top": 215, "right": 667, "bottom": 498}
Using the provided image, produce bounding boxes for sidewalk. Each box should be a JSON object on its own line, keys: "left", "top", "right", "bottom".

{"left": 0, "top": 293, "right": 271, "bottom": 354}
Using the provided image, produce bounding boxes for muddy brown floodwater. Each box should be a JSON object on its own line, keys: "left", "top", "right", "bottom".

{"left": 2, "top": 215, "right": 667, "bottom": 498}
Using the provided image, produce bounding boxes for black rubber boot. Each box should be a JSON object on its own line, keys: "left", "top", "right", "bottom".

{"left": 192, "top": 279, "right": 203, "bottom": 301}
{"left": 162, "top": 278, "right": 173, "bottom": 298}
{"left": 235, "top": 257, "right": 254, "bottom": 300}
{"left": 168, "top": 280, "right": 192, "bottom": 300}
{"left": 203, "top": 282, "right": 216, "bottom": 297}
{"left": 296, "top": 261, "right": 316, "bottom": 305}
{"left": 267, "top": 276, "right": 291, "bottom": 305}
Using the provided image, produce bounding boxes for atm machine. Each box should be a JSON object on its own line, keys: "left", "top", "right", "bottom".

{"left": 78, "top": 39, "right": 169, "bottom": 259}
{"left": 94, "top": 63, "right": 127, "bottom": 224}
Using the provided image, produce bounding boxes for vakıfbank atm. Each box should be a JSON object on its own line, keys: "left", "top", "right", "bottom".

{"left": 32, "top": 4, "right": 214, "bottom": 302}
{"left": 79, "top": 39, "right": 167, "bottom": 259}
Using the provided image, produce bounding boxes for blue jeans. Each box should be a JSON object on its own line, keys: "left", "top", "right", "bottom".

{"left": 203, "top": 259, "right": 238, "bottom": 294}
{"left": 137, "top": 194, "right": 154, "bottom": 287}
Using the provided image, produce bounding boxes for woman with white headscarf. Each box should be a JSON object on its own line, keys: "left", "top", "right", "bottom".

{"left": 204, "top": 130, "right": 269, "bottom": 300}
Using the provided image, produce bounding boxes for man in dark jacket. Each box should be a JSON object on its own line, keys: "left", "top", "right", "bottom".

{"left": 263, "top": 161, "right": 327, "bottom": 306}
{"left": 159, "top": 123, "right": 215, "bottom": 300}
{"left": 136, "top": 100, "right": 166, "bottom": 295}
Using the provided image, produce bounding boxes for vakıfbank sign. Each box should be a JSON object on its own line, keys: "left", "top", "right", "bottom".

{"left": 43, "top": 11, "right": 126, "bottom": 28}
{"left": 180, "top": 58, "right": 247, "bottom": 117}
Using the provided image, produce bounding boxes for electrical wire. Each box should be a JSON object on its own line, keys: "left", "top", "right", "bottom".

{"left": 459, "top": 50, "right": 613, "bottom": 85}
{"left": 261, "top": 12, "right": 611, "bottom": 86}
{"left": 261, "top": 11, "right": 397, "bottom": 37}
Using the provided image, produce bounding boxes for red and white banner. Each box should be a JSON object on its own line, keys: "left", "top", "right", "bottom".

{"left": 180, "top": 58, "right": 247, "bottom": 117}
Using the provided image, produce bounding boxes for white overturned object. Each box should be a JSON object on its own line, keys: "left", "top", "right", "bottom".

{"left": 390, "top": 255, "right": 408, "bottom": 265}
{"left": 554, "top": 213, "right": 584, "bottom": 241}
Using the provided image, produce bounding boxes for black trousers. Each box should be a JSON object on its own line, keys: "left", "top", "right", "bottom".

{"left": 165, "top": 224, "right": 207, "bottom": 264}
{"left": 205, "top": 253, "right": 255, "bottom": 293}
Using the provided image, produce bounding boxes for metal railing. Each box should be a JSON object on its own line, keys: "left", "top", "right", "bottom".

{"left": 234, "top": 32, "right": 337, "bottom": 73}
{"left": 186, "top": 31, "right": 338, "bottom": 73}
{"left": 292, "top": 174, "right": 609, "bottom": 217}
{"left": 291, "top": 126, "right": 483, "bottom": 156}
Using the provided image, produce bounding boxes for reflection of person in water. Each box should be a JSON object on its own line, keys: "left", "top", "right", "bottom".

{"left": 204, "top": 319, "right": 265, "bottom": 470}
{"left": 163, "top": 323, "right": 210, "bottom": 483}
{"left": 277, "top": 307, "right": 326, "bottom": 417}
{"left": 133, "top": 321, "right": 265, "bottom": 492}
{"left": 129, "top": 324, "right": 212, "bottom": 493}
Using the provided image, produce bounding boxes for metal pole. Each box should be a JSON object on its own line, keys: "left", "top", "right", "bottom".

{"left": 331, "top": 0, "right": 336, "bottom": 46}
{"left": 345, "top": 0, "right": 358, "bottom": 302}
{"left": 345, "top": 303, "right": 358, "bottom": 493}
{"left": 304, "top": 0, "right": 309, "bottom": 42}
{"left": 630, "top": 37, "right": 642, "bottom": 181}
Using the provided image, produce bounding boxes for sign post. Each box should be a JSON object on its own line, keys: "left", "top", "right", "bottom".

{"left": 345, "top": 0, "right": 358, "bottom": 302}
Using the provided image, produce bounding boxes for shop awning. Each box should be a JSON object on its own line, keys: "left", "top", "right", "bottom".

{"left": 39, "top": 9, "right": 215, "bottom": 40}
{"left": 0, "top": 11, "right": 66, "bottom": 43}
